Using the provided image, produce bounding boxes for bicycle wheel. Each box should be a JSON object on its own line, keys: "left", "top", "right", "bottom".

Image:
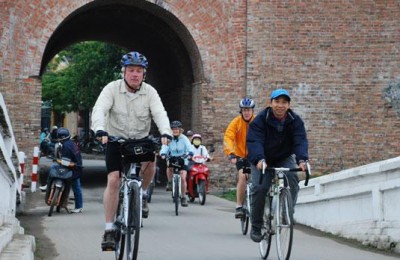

{"left": 48, "top": 186, "right": 61, "bottom": 217}
{"left": 174, "top": 176, "right": 179, "bottom": 216}
{"left": 276, "top": 188, "right": 293, "bottom": 260}
{"left": 126, "top": 181, "right": 141, "bottom": 260}
{"left": 115, "top": 197, "right": 125, "bottom": 260}
{"left": 198, "top": 179, "right": 206, "bottom": 205}
{"left": 240, "top": 211, "right": 249, "bottom": 235}
{"left": 259, "top": 196, "right": 272, "bottom": 259}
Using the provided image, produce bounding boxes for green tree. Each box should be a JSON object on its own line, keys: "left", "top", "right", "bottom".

{"left": 42, "top": 41, "right": 126, "bottom": 113}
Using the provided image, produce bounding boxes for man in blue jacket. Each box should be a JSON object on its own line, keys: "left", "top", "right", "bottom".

{"left": 246, "top": 88, "right": 309, "bottom": 242}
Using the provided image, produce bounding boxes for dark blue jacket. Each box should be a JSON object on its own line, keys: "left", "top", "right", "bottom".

{"left": 59, "top": 140, "right": 83, "bottom": 179}
{"left": 247, "top": 107, "right": 308, "bottom": 165}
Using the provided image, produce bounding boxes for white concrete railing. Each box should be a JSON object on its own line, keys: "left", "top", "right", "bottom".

{"left": 296, "top": 156, "right": 400, "bottom": 253}
{"left": 0, "top": 93, "right": 21, "bottom": 217}
{"left": 0, "top": 93, "right": 35, "bottom": 259}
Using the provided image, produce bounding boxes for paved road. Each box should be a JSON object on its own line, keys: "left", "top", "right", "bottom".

{"left": 23, "top": 158, "right": 399, "bottom": 260}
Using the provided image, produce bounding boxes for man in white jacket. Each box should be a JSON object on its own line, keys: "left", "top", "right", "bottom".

{"left": 92, "top": 51, "right": 172, "bottom": 251}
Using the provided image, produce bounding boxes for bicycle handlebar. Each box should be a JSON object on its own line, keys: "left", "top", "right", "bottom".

{"left": 259, "top": 161, "right": 312, "bottom": 186}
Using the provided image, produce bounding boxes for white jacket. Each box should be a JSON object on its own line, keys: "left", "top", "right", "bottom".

{"left": 91, "top": 79, "right": 172, "bottom": 139}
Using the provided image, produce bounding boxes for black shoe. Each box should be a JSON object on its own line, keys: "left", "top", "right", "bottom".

{"left": 235, "top": 207, "right": 244, "bottom": 219}
{"left": 101, "top": 230, "right": 116, "bottom": 251}
{"left": 250, "top": 228, "right": 263, "bottom": 243}
{"left": 142, "top": 197, "right": 149, "bottom": 218}
{"left": 181, "top": 197, "right": 188, "bottom": 207}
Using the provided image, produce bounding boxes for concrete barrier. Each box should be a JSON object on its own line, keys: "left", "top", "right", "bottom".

{"left": 296, "top": 156, "right": 400, "bottom": 253}
{"left": 0, "top": 93, "right": 35, "bottom": 259}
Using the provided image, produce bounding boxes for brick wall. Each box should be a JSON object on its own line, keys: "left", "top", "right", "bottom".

{"left": 0, "top": 0, "right": 399, "bottom": 189}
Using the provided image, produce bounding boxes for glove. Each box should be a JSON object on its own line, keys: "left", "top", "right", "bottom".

{"left": 228, "top": 154, "right": 236, "bottom": 160}
{"left": 95, "top": 130, "right": 108, "bottom": 138}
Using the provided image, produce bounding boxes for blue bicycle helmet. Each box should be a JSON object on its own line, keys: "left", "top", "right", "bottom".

{"left": 239, "top": 97, "right": 255, "bottom": 109}
{"left": 170, "top": 121, "right": 182, "bottom": 129}
{"left": 57, "top": 127, "right": 71, "bottom": 141}
{"left": 120, "top": 51, "right": 148, "bottom": 68}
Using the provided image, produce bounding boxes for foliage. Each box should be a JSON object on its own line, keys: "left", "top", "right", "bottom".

{"left": 42, "top": 41, "right": 126, "bottom": 113}
{"left": 219, "top": 189, "right": 236, "bottom": 202}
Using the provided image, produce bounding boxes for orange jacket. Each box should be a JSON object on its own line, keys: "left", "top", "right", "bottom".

{"left": 223, "top": 114, "right": 255, "bottom": 158}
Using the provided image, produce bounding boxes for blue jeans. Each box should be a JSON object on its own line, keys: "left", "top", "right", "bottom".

{"left": 250, "top": 155, "right": 299, "bottom": 230}
{"left": 71, "top": 178, "right": 83, "bottom": 209}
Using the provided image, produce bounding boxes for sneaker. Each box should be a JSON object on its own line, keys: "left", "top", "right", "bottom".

{"left": 70, "top": 208, "right": 83, "bottom": 213}
{"left": 166, "top": 181, "right": 172, "bottom": 191}
{"left": 181, "top": 197, "right": 188, "bottom": 207}
{"left": 235, "top": 206, "right": 244, "bottom": 219}
{"left": 250, "top": 228, "right": 263, "bottom": 243}
{"left": 39, "top": 185, "right": 47, "bottom": 192}
{"left": 142, "top": 197, "right": 149, "bottom": 218}
{"left": 101, "top": 230, "right": 116, "bottom": 251}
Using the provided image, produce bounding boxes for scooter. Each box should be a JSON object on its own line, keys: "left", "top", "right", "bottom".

{"left": 45, "top": 157, "right": 75, "bottom": 216}
{"left": 187, "top": 155, "right": 210, "bottom": 205}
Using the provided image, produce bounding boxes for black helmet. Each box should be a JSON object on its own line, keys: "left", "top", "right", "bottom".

{"left": 57, "top": 127, "right": 71, "bottom": 141}
{"left": 186, "top": 130, "right": 194, "bottom": 137}
{"left": 170, "top": 121, "right": 182, "bottom": 129}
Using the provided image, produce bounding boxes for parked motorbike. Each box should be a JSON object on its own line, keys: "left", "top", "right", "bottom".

{"left": 45, "top": 157, "right": 75, "bottom": 216}
{"left": 187, "top": 155, "right": 210, "bottom": 205}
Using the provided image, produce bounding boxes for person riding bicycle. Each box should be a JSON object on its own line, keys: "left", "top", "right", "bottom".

{"left": 185, "top": 129, "right": 194, "bottom": 142}
{"left": 91, "top": 51, "right": 172, "bottom": 251}
{"left": 246, "top": 88, "right": 309, "bottom": 243}
{"left": 40, "top": 127, "right": 83, "bottom": 213}
{"left": 223, "top": 97, "right": 256, "bottom": 218}
{"left": 160, "top": 120, "right": 194, "bottom": 207}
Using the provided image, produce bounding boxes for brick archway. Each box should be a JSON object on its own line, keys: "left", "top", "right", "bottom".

{"left": 40, "top": 0, "right": 205, "bottom": 128}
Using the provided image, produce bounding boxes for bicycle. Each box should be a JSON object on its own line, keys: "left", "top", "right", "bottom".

{"left": 165, "top": 155, "right": 186, "bottom": 216}
{"left": 107, "top": 136, "right": 157, "bottom": 260}
{"left": 258, "top": 161, "right": 311, "bottom": 260}
{"left": 238, "top": 158, "right": 252, "bottom": 235}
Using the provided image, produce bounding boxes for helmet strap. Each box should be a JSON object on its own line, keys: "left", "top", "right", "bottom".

{"left": 124, "top": 79, "right": 142, "bottom": 93}
{"left": 123, "top": 69, "right": 143, "bottom": 93}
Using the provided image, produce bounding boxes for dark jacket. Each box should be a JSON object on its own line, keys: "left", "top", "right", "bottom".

{"left": 58, "top": 139, "right": 83, "bottom": 179}
{"left": 247, "top": 107, "right": 308, "bottom": 165}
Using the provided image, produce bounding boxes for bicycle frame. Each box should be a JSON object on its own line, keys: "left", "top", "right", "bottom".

{"left": 108, "top": 135, "right": 159, "bottom": 260}
{"left": 259, "top": 162, "right": 311, "bottom": 260}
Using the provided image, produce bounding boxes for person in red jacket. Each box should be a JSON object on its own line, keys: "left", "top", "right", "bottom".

{"left": 223, "top": 97, "right": 256, "bottom": 218}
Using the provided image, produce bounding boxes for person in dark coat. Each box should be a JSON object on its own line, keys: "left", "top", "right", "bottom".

{"left": 246, "top": 88, "right": 309, "bottom": 242}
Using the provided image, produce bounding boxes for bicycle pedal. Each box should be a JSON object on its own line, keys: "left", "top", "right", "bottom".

{"left": 101, "top": 244, "right": 116, "bottom": 251}
{"left": 102, "top": 246, "right": 115, "bottom": 252}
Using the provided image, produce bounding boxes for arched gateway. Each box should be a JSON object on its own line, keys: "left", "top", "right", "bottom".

{"left": 1, "top": 1, "right": 400, "bottom": 188}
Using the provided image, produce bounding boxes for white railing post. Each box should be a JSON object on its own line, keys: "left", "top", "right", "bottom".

{"left": 31, "top": 147, "right": 40, "bottom": 192}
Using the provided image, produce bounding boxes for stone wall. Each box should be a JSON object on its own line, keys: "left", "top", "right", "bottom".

{"left": 0, "top": 0, "right": 399, "bottom": 188}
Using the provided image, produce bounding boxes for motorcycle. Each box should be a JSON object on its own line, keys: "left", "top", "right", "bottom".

{"left": 45, "top": 157, "right": 75, "bottom": 216}
{"left": 187, "top": 155, "right": 210, "bottom": 205}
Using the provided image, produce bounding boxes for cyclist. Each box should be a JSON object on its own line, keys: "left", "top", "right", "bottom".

{"left": 91, "top": 51, "right": 172, "bottom": 250}
{"left": 185, "top": 129, "right": 194, "bottom": 142}
{"left": 223, "top": 97, "right": 256, "bottom": 218}
{"left": 246, "top": 88, "right": 309, "bottom": 242}
{"left": 160, "top": 120, "right": 193, "bottom": 207}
